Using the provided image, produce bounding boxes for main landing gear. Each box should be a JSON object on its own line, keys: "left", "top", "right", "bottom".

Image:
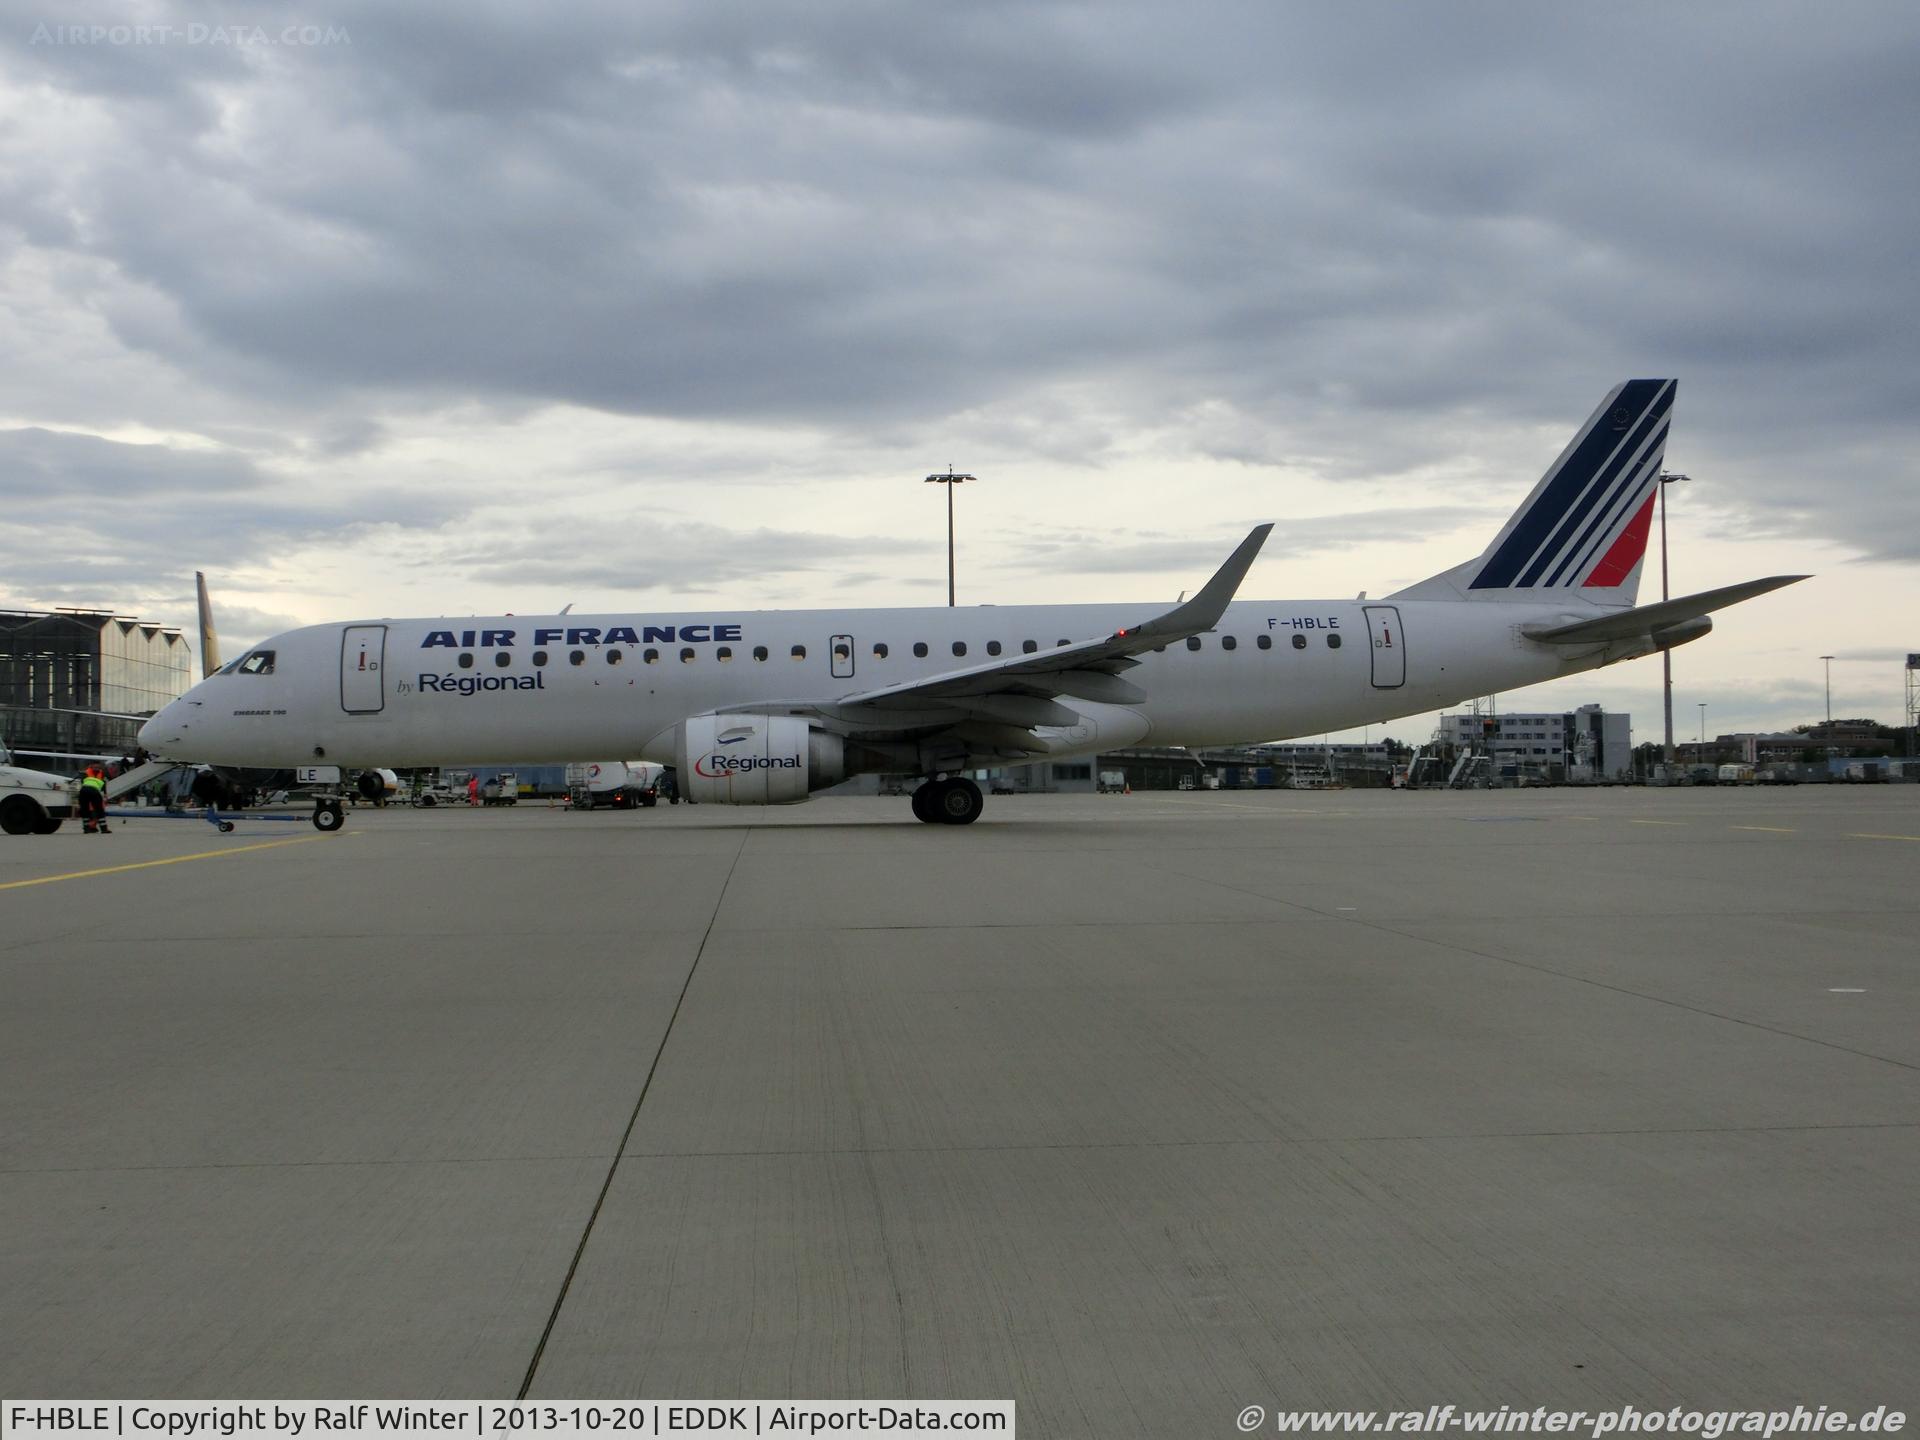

{"left": 312, "top": 799, "right": 345, "bottom": 832}
{"left": 911, "top": 776, "right": 984, "bottom": 826}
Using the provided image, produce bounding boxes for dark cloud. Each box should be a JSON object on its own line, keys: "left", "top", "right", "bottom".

{"left": 0, "top": 427, "right": 445, "bottom": 617}
{"left": 0, "top": 426, "right": 262, "bottom": 499}
{"left": 439, "top": 519, "right": 933, "bottom": 594}
{"left": 1, "top": 0, "right": 1917, "bottom": 571}
{"left": 1000, "top": 508, "right": 1496, "bottom": 576}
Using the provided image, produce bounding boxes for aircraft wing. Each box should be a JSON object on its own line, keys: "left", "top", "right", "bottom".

{"left": 716, "top": 524, "right": 1273, "bottom": 743}
{"left": 1522, "top": 575, "right": 1808, "bottom": 645}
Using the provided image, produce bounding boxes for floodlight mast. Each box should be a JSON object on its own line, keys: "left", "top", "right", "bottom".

{"left": 1658, "top": 470, "right": 1692, "bottom": 770}
{"left": 924, "top": 467, "right": 976, "bottom": 607}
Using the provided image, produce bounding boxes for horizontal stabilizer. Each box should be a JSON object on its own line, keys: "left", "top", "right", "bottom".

{"left": 1523, "top": 575, "right": 1808, "bottom": 645}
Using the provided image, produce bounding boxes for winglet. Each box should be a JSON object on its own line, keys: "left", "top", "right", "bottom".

{"left": 1127, "top": 524, "right": 1273, "bottom": 642}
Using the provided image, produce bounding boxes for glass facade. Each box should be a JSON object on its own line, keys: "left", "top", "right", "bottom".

{"left": 0, "top": 610, "right": 192, "bottom": 765}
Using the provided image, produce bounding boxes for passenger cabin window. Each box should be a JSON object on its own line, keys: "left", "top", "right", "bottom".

{"left": 1256, "top": 635, "right": 1271, "bottom": 651}
{"left": 1185, "top": 637, "right": 1201, "bottom": 651}
{"left": 873, "top": 642, "right": 889, "bottom": 659}
{"left": 913, "top": 642, "right": 929, "bottom": 658}
{"left": 494, "top": 651, "right": 512, "bottom": 668}
{"left": 1222, "top": 635, "right": 1237, "bottom": 651}
{"left": 791, "top": 645, "right": 806, "bottom": 660}
{"left": 569, "top": 650, "right": 586, "bottom": 665}
{"left": 237, "top": 650, "right": 276, "bottom": 675}
{"left": 643, "top": 648, "right": 659, "bottom": 664}
{"left": 833, "top": 641, "right": 852, "bottom": 661}
{"left": 1022, "top": 640, "right": 1037, "bottom": 654}
{"left": 717, "top": 646, "right": 733, "bottom": 662}
{"left": 753, "top": 646, "right": 769, "bottom": 661}
{"left": 679, "top": 647, "right": 696, "bottom": 663}
{"left": 1057, "top": 638, "right": 1070, "bottom": 647}
{"left": 986, "top": 640, "right": 1002, "bottom": 656}
{"left": 457, "top": 653, "right": 474, "bottom": 669}
{"left": 1327, "top": 634, "right": 1342, "bottom": 649}
{"left": 1291, "top": 634, "right": 1307, "bottom": 650}
{"left": 606, "top": 649, "right": 623, "bottom": 664}
{"left": 952, "top": 641, "right": 967, "bottom": 657}
{"left": 532, "top": 650, "right": 549, "bottom": 666}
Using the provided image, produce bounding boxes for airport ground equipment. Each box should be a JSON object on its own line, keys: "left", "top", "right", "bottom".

{"left": 566, "top": 761, "right": 662, "bottom": 809}
{"left": 0, "top": 741, "right": 75, "bottom": 834}
{"left": 102, "top": 804, "right": 311, "bottom": 834}
{"left": 102, "top": 758, "right": 189, "bottom": 801}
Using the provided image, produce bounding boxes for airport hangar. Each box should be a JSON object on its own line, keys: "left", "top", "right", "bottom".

{"left": 0, "top": 607, "right": 191, "bottom": 772}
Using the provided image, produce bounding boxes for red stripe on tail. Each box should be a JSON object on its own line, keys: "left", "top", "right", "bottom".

{"left": 1582, "top": 493, "right": 1657, "bottom": 588}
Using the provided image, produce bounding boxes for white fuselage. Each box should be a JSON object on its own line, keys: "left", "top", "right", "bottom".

{"left": 140, "top": 595, "right": 1626, "bottom": 770}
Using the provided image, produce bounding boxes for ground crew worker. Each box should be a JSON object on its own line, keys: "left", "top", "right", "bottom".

{"left": 78, "top": 764, "right": 111, "bottom": 834}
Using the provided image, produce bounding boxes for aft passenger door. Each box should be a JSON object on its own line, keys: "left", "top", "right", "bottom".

{"left": 830, "top": 633, "right": 855, "bottom": 680}
{"left": 1363, "top": 606, "right": 1404, "bottom": 689}
{"left": 341, "top": 625, "right": 387, "bottom": 714}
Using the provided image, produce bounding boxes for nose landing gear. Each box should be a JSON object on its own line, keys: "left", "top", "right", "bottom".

{"left": 911, "top": 775, "right": 984, "bottom": 825}
{"left": 312, "top": 799, "right": 345, "bottom": 832}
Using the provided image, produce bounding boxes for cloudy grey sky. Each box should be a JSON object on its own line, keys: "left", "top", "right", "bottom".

{"left": 4, "top": 1, "right": 1917, "bottom": 739}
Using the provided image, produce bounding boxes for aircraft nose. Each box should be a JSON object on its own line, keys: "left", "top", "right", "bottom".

{"left": 140, "top": 696, "right": 195, "bottom": 755}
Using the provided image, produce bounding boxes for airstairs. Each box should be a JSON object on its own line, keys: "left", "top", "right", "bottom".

{"left": 103, "top": 759, "right": 189, "bottom": 801}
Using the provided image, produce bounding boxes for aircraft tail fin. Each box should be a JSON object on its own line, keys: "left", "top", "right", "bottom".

{"left": 1391, "top": 379, "right": 1676, "bottom": 605}
{"left": 196, "top": 571, "right": 222, "bottom": 680}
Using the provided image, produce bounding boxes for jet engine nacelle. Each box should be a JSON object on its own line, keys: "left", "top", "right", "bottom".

{"left": 674, "top": 714, "right": 846, "bottom": 805}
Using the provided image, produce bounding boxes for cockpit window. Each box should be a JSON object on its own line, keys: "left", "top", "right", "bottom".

{"left": 237, "top": 650, "right": 276, "bottom": 675}
{"left": 217, "top": 657, "right": 245, "bottom": 675}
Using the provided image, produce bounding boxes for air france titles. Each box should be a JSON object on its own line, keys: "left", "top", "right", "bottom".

{"left": 418, "top": 624, "right": 745, "bottom": 648}
{"left": 415, "top": 622, "right": 745, "bottom": 696}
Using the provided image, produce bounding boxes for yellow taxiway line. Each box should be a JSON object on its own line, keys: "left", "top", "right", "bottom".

{"left": 0, "top": 834, "right": 339, "bottom": 892}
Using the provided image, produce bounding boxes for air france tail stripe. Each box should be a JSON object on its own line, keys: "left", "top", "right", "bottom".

{"left": 1581, "top": 491, "right": 1658, "bottom": 587}
{"left": 1470, "top": 379, "right": 1667, "bottom": 588}
{"left": 1543, "top": 432, "right": 1666, "bottom": 587}
{"left": 1543, "top": 433, "right": 1668, "bottom": 587}
{"left": 1520, "top": 386, "right": 1672, "bottom": 586}
{"left": 1517, "top": 383, "right": 1674, "bottom": 586}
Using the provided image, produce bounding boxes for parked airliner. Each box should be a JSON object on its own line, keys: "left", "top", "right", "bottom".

{"left": 140, "top": 380, "right": 1803, "bottom": 827}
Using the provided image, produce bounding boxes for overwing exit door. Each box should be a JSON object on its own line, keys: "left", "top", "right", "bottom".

{"left": 1363, "top": 606, "right": 1404, "bottom": 689}
{"left": 341, "top": 625, "right": 387, "bottom": 713}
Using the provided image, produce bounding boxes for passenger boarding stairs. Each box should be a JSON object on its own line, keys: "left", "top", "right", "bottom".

{"left": 1446, "top": 754, "right": 1488, "bottom": 789}
{"left": 103, "top": 759, "right": 189, "bottom": 801}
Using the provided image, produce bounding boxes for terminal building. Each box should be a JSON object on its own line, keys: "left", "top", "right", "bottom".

{"left": 0, "top": 608, "right": 193, "bottom": 770}
{"left": 1438, "top": 703, "right": 1633, "bottom": 783}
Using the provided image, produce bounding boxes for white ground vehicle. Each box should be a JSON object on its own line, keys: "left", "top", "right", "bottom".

{"left": 0, "top": 740, "right": 76, "bottom": 835}
{"left": 566, "top": 761, "right": 663, "bottom": 809}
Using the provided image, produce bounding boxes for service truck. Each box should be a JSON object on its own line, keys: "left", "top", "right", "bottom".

{"left": 567, "top": 761, "right": 663, "bottom": 809}
{"left": 0, "top": 739, "right": 76, "bottom": 835}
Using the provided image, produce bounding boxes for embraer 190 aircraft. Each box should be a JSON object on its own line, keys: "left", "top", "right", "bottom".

{"left": 140, "top": 380, "right": 1802, "bottom": 828}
